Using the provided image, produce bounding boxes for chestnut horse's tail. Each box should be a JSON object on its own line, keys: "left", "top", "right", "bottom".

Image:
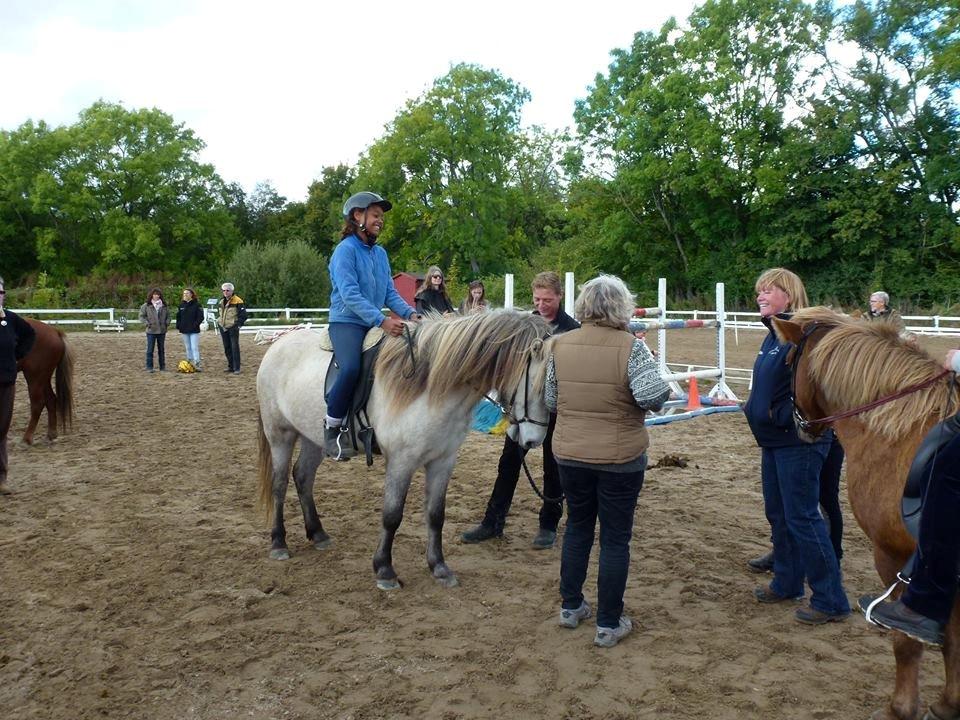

{"left": 54, "top": 329, "right": 75, "bottom": 433}
{"left": 256, "top": 411, "right": 275, "bottom": 523}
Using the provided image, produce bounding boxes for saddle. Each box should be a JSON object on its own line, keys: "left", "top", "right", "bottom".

{"left": 899, "top": 411, "right": 960, "bottom": 578}
{"left": 320, "top": 326, "right": 386, "bottom": 466}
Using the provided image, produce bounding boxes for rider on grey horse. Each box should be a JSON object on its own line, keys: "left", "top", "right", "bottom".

{"left": 324, "top": 192, "right": 420, "bottom": 460}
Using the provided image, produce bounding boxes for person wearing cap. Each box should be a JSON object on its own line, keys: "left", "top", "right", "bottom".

{"left": 325, "top": 192, "right": 420, "bottom": 460}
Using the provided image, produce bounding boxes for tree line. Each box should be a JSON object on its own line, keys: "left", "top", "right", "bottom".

{"left": 1, "top": 0, "right": 957, "bottom": 311}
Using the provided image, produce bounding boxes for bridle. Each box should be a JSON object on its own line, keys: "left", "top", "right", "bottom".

{"left": 484, "top": 352, "right": 550, "bottom": 430}
{"left": 790, "top": 321, "right": 952, "bottom": 435}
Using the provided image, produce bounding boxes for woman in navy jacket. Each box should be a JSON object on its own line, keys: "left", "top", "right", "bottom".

{"left": 743, "top": 268, "right": 850, "bottom": 624}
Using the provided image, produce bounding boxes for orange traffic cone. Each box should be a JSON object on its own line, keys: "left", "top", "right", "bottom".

{"left": 686, "top": 377, "right": 702, "bottom": 410}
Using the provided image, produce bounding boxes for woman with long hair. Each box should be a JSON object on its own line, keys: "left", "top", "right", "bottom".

{"left": 138, "top": 288, "right": 170, "bottom": 372}
{"left": 176, "top": 287, "right": 205, "bottom": 370}
{"left": 414, "top": 265, "right": 454, "bottom": 315}
{"left": 459, "top": 280, "right": 488, "bottom": 314}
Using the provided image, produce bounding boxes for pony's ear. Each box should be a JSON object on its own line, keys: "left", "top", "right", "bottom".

{"left": 531, "top": 338, "right": 544, "bottom": 357}
{"left": 772, "top": 316, "right": 802, "bottom": 345}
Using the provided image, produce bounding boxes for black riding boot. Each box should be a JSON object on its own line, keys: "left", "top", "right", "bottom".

{"left": 324, "top": 425, "right": 354, "bottom": 461}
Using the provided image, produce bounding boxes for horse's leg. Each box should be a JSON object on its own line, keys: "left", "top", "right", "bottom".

{"left": 870, "top": 550, "right": 925, "bottom": 720}
{"left": 268, "top": 432, "right": 297, "bottom": 561}
{"left": 43, "top": 381, "right": 58, "bottom": 442}
{"left": 424, "top": 453, "right": 459, "bottom": 588}
{"left": 372, "top": 460, "right": 415, "bottom": 590}
{"left": 291, "top": 439, "right": 331, "bottom": 551}
{"left": 21, "top": 375, "right": 44, "bottom": 445}
{"left": 871, "top": 633, "right": 924, "bottom": 720}
{"left": 927, "top": 605, "right": 960, "bottom": 720}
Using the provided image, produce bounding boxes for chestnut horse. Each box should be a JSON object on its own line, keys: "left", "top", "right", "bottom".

{"left": 776, "top": 308, "right": 960, "bottom": 720}
{"left": 17, "top": 318, "right": 75, "bottom": 444}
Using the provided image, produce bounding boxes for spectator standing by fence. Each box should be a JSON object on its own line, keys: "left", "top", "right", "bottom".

{"left": 138, "top": 288, "right": 170, "bottom": 372}
{"left": 176, "top": 288, "right": 204, "bottom": 371}
{"left": 217, "top": 282, "right": 246, "bottom": 374}
{"left": 459, "top": 280, "right": 489, "bottom": 314}
{"left": 867, "top": 291, "right": 906, "bottom": 333}
{"left": 415, "top": 266, "right": 455, "bottom": 315}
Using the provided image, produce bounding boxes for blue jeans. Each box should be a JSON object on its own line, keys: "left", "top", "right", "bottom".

{"left": 181, "top": 332, "right": 200, "bottom": 365}
{"left": 326, "top": 322, "right": 368, "bottom": 420}
{"left": 559, "top": 462, "right": 644, "bottom": 628}
{"left": 762, "top": 444, "right": 850, "bottom": 615}
{"left": 145, "top": 333, "right": 166, "bottom": 370}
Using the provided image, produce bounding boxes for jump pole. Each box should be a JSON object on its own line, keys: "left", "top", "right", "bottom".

{"left": 504, "top": 274, "right": 514, "bottom": 310}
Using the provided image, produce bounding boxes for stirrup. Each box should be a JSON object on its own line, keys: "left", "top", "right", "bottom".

{"left": 862, "top": 577, "right": 903, "bottom": 625}
{"left": 325, "top": 426, "right": 355, "bottom": 461}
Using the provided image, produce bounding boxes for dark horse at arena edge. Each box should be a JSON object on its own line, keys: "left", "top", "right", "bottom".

{"left": 17, "top": 318, "right": 75, "bottom": 444}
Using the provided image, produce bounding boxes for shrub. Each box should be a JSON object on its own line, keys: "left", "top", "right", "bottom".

{"left": 222, "top": 240, "right": 330, "bottom": 308}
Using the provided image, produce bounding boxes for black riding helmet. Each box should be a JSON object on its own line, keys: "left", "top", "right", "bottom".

{"left": 342, "top": 191, "right": 392, "bottom": 218}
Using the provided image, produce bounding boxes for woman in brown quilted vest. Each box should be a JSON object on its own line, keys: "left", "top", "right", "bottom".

{"left": 546, "top": 274, "right": 670, "bottom": 647}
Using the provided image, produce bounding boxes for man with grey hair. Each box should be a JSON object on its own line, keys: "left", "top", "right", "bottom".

{"left": 867, "top": 290, "right": 905, "bottom": 333}
{"left": 217, "top": 282, "right": 247, "bottom": 374}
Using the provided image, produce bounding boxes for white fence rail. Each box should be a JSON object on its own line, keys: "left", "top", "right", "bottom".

{"left": 14, "top": 307, "right": 960, "bottom": 338}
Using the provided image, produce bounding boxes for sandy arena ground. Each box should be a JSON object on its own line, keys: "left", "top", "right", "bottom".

{"left": 1, "top": 325, "right": 957, "bottom": 719}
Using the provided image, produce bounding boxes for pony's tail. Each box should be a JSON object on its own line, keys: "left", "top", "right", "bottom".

{"left": 256, "top": 411, "right": 275, "bottom": 523}
{"left": 54, "top": 330, "right": 75, "bottom": 434}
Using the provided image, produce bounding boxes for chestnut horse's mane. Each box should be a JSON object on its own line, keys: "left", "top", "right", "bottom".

{"left": 788, "top": 307, "right": 959, "bottom": 438}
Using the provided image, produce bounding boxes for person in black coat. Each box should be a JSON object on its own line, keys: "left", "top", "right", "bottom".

{"left": 175, "top": 288, "right": 205, "bottom": 370}
{"left": 461, "top": 271, "right": 580, "bottom": 550}
{"left": 415, "top": 265, "right": 455, "bottom": 315}
{"left": 0, "top": 276, "right": 36, "bottom": 494}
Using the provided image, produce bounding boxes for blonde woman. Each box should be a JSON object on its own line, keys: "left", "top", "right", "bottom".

{"left": 743, "top": 268, "right": 850, "bottom": 625}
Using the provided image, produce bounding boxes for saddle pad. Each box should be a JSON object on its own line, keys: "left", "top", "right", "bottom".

{"left": 317, "top": 325, "right": 385, "bottom": 352}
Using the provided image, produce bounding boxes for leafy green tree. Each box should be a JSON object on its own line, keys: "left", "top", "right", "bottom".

{"left": 356, "top": 63, "right": 534, "bottom": 277}
{"left": 304, "top": 164, "right": 355, "bottom": 256}
{"left": 575, "top": 0, "right": 827, "bottom": 299}
{"left": 2, "top": 101, "right": 238, "bottom": 284}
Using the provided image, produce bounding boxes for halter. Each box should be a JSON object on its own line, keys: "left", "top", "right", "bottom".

{"left": 790, "top": 321, "right": 953, "bottom": 435}
{"left": 484, "top": 353, "right": 550, "bottom": 429}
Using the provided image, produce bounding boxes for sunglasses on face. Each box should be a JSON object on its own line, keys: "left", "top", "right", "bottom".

{"left": 432, "top": 274, "right": 442, "bottom": 279}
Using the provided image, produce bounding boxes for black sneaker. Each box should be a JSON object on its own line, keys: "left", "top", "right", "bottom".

{"left": 747, "top": 550, "right": 774, "bottom": 573}
{"left": 461, "top": 523, "right": 502, "bottom": 544}
{"left": 859, "top": 596, "right": 945, "bottom": 647}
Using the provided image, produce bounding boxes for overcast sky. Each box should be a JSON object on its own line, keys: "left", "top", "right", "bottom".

{"left": 1, "top": 0, "right": 699, "bottom": 202}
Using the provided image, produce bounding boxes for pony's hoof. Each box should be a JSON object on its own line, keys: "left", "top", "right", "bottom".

{"left": 435, "top": 574, "right": 459, "bottom": 588}
{"left": 376, "top": 578, "right": 401, "bottom": 591}
{"left": 269, "top": 548, "right": 290, "bottom": 561}
{"left": 313, "top": 537, "right": 332, "bottom": 550}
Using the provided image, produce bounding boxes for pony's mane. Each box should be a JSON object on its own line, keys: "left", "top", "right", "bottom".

{"left": 790, "top": 307, "right": 958, "bottom": 438}
{"left": 375, "top": 309, "right": 551, "bottom": 413}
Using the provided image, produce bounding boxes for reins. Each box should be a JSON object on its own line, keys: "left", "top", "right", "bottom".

{"left": 791, "top": 320, "right": 954, "bottom": 431}
{"left": 799, "top": 369, "right": 951, "bottom": 427}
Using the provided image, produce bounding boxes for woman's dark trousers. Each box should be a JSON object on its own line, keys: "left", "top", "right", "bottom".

{"left": 559, "top": 463, "right": 644, "bottom": 628}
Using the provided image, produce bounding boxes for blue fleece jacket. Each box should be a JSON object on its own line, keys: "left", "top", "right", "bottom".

{"left": 744, "top": 314, "right": 831, "bottom": 448}
{"left": 328, "top": 234, "right": 415, "bottom": 327}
